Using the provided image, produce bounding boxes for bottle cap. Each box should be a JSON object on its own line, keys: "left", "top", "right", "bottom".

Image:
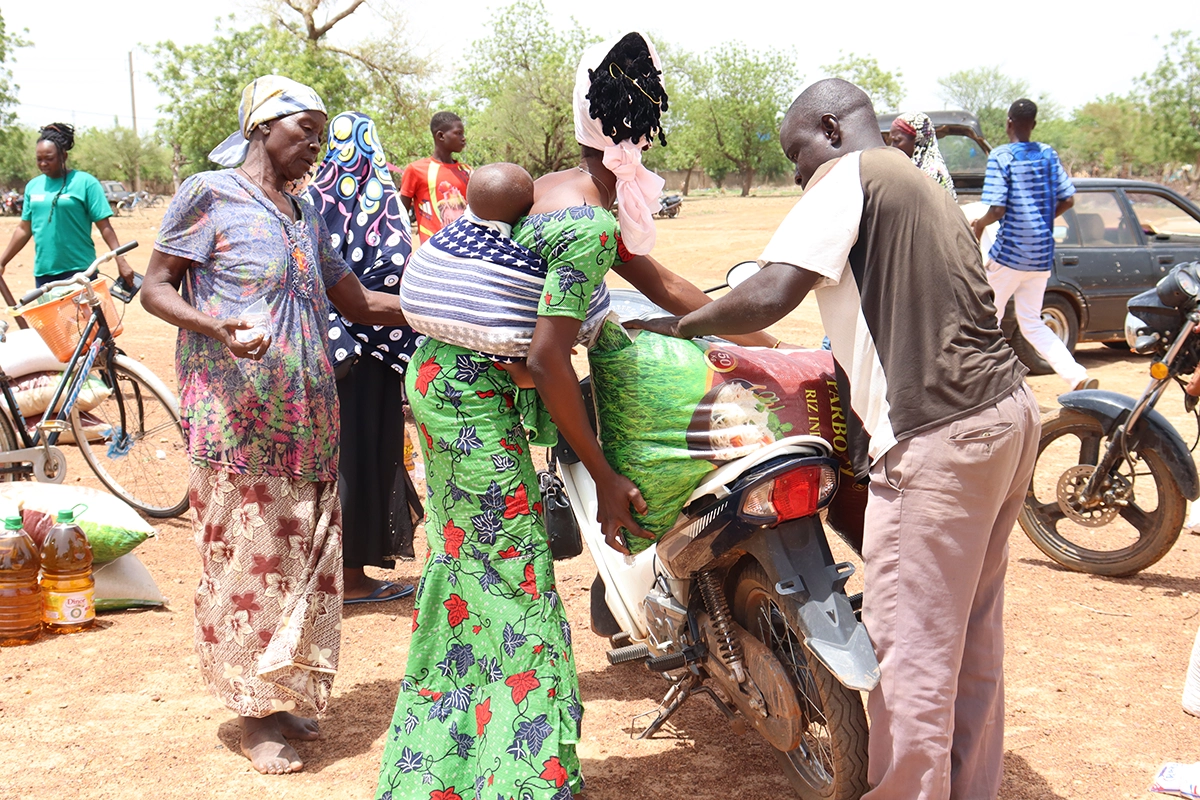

{"left": 56, "top": 508, "right": 76, "bottom": 523}
{"left": 4, "top": 515, "right": 21, "bottom": 530}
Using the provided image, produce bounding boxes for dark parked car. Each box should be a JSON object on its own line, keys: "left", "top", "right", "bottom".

{"left": 100, "top": 180, "right": 132, "bottom": 211}
{"left": 878, "top": 111, "right": 1200, "bottom": 373}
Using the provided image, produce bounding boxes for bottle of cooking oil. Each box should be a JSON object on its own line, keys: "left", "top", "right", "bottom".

{"left": 0, "top": 514, "right": 41, "bottom": 646}
{"left": 39, "top": 507, "right": 94, "bottom": 633}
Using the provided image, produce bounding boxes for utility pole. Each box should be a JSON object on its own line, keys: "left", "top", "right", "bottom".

{"left": 128, "top": 50, "right": 141, "bottom": 192}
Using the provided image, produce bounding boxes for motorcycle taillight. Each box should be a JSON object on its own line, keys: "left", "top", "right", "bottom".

{"left": 740, "top": 464, "right": 837, "bottom": 523}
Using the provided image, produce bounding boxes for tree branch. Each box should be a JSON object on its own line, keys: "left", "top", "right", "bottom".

{"left": 313, "top": 0, "right": 367, "bottom": 39}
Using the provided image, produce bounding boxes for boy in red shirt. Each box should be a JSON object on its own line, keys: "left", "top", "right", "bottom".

{"left": 400, "top": 111, "right": 472, "bottom": 242}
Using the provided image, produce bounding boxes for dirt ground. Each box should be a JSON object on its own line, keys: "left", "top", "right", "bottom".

{"left": 3, "top": 194, "right": 1200, "bottom": 800}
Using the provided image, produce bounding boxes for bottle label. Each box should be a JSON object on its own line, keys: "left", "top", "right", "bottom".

{"left": 43, "top": 588, "right": 95, "bottom": 625}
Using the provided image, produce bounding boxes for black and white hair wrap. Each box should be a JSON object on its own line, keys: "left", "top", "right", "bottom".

{"left": 584, "top": 33, "right": 668, "bottom": 148}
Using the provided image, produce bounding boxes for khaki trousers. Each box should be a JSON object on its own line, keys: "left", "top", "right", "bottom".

{"left": 861, "top": 383, "right": 1040, "bottom": 800}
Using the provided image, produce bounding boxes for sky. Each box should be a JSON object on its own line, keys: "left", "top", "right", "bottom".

{"left": 4, "top": 0, "right": 1195, "bottom": 133}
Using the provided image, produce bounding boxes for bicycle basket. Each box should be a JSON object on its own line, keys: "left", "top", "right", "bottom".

{"left": 18, "top": 278, "right": 123, "bottom": 362}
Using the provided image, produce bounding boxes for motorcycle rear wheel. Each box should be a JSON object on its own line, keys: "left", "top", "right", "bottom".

{"left": 731, "top": 563, "right": 869, "bottom": 800}
{"left": 1019, "top": 407, "right": 1184, "bottom": 577}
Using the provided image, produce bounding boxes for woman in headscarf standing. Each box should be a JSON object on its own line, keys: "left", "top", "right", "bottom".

{"left": 889, "top": 111, "right": 957, "bottom": 198}
{"left": 307, "top": 110, "right": 423, "bottom": 602}
{"left": 374, "top": 32, "right": 775, "bottom": 800}
{"left": 141, "top": 76, "right": 409, "bottom": 776}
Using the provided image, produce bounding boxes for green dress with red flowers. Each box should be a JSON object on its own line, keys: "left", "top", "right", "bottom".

{"left": 376, "top": 207, "right": 621, "bottom": 800}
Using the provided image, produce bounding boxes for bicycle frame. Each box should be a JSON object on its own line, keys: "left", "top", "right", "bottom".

{"left": 0, "top": 247, "right": 133, "bottom": 481}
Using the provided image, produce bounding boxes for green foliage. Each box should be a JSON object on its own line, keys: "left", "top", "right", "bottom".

{"left": 148, "top": 5, "right": 432, "bottom": 179}
{"left": 0, "top": 125, "right": 33, "bottom": 190}
{"left": 72, "top": 123, "right": 173, "bottom": 186}
{"left": 454, "top": 0, "right": 597, "bottom": 175}
{"left": 0, "top": 11, "right": 31, "bottom": 188}
{"left": 1140, "top": 30, "right": 1200, "bottom": 167}
{"left": 149, "top": 22, "right": 354, "bottom": 176}
{"left": 821, "top": 52, "right": 905, "bottom": 113}
{"left": 1066, "top": 96, "right": 1157, "bottom": 174}
{"left": 937, "top": 66, "right": 1031, "bottom": 146}
{"left": 672, "top": 43, "right": 798, "bottom": 196}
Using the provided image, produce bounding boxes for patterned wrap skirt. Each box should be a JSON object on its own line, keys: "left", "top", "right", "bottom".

{"left": 189, "top": 466, "right": 343, "bottom": 718}
{"left": 376, "top": 338, "right": 583, "bottom": 800}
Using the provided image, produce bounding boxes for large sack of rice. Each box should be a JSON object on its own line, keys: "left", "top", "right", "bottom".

{"left": 0, "top": 483, "right": 155, "bottom": 563}
{"left": 589, "top": 322, "right": 864, "bottom": 552}
{"left": 0, "top": 328, "right": 67, "bottom": 377}
{"left": 93, "top": 553, "right": 166, "bottom": 610}
{"left": 9, "top": 371, "right": 111, "bottom": 417}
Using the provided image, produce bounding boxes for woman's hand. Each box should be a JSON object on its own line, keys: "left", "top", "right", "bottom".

{"left": 623, "top": 315, "right": 683, "bottom": 338}
{"left": 115, "top": 255, "right": 136, "bottom": 285}
{"left": 594, "top": 469, "right": 654, "bottom": 555}
{"left": 211, "top": 318, "right": 271, "bottom": 360}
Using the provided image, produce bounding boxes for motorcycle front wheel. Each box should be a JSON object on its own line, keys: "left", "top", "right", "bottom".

{"left": 732, "top": 563, "right": 869, "bottom": 800}
{"left": 1019, "top": 407, "right": 1185, "bottom": 577}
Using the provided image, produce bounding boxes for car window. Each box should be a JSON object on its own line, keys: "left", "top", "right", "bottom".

{"left": 937, "top": 134, "right": 988, "bottom": 174}
{"left": 1125, "top": 191, "right": 1200, "bottom": 242}
{"left": 1059, "top": 192, "right": 1137, "bottom": 248}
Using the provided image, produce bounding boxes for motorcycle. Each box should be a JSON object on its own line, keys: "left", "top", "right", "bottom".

{"left": 1, "top": 191, "right": 21, "bottom": 217}
{"left": 655, "top": 194, "right": 682, "bottom": 219}
{"left": 1019, "top": 260, "right": 1200, "bottom": 576}
{"left": 553, "top": 265, "right": 878, "bottom": 800}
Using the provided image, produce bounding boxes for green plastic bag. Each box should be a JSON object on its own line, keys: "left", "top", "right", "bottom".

{"left": 589, "top": 322, "right": 853, "bottom": 552}
{"left": 0, "top": 483, "right": 155, "bottom": 563}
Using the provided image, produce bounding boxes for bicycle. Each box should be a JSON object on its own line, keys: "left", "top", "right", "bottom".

{"left": 0, "top": 242, "right": 190, "bottom": 517}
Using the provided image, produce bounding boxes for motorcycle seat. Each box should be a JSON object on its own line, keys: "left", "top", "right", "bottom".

{"left": 686, "top": 434, "right": 832, "bottom": 505}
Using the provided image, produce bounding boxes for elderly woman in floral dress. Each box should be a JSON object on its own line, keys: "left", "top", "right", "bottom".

{"left": 141, "top": 76, "right": 408, "bottom": 776}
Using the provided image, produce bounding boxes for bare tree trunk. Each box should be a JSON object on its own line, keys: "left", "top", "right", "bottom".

{"left": 741, "top": 168, "right": 754, "bottom": 197}
{"left": 171, "top": 142, "right": 184, "bottom": 193}
{"left": 681, "top": 156, "right": 699, "bottom": 196}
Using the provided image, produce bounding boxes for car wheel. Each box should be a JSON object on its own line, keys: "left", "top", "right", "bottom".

{"left": 1040, "top": 294, "right": 1079, "bottom": 352}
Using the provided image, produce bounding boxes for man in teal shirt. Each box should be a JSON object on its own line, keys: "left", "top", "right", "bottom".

{"left": 0, "top": 123, "right": 135, "bottom": 286}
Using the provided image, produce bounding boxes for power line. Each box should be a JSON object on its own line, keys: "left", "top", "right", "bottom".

{"left": 15, "top": 100, "right": 148, "bottom": 122}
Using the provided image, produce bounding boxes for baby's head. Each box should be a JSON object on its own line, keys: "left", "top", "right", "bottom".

{"left": 466, "top": 162, "right": 535, "bottom": 226}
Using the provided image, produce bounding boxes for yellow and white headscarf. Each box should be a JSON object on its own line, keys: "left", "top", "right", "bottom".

{"left": 208, "top": 75, "right": 327, "bottom": 167}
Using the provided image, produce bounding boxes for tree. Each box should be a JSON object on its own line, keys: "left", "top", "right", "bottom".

{"left": 821, "top": 52, "right": 904, "bottom": 113}
{"left": 0, "top": 11, "right": 32, "bottom": 189}
{"left": 640, "top": 45, "right": 707, "bottom": 194}
{"left": 682, "top": 43, "right": 797, "bottom": 196}
{"left": 937, "top": 66, "right": 1030, "bottom": 145}
{"left": 1060, "top": 95, "right": 1161, "bottom": 175}
{"left": 1140, "top": 30, "right": 1200, "bottom": 168}
{"left": 148, "top": 3, "right": 431, "bottom": 178}
{"left": 454, "top": 0, "right": 596, "bottom": 176}
{"left": 72, "top": 123, "right": 173, "bottom": 187}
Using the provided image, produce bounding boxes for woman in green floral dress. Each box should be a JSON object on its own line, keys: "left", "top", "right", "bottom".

{"left": 375, "top": 33, "right": 775, "bottom": 800}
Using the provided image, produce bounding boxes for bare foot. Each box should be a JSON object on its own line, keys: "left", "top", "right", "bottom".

{"left": 274, "top": 711, "right": 320, "bottom": 741}
{"left": 240, "top": 715, "right": 303, "bottom": 774}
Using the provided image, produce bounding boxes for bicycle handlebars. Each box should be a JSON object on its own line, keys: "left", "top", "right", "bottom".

{"left": 17, "top": 241, "right": 138, "bottom": 307}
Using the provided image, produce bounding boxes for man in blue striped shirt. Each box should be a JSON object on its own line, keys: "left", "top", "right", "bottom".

{"left": 972, "top": 99, "right": 1094, "bottom": 390}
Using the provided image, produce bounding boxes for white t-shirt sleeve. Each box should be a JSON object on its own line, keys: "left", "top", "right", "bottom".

{"left": 758, "top": 153, "right": 863, "bottom": 288}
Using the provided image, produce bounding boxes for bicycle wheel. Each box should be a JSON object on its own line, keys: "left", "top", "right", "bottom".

{"left": 71, "top": 354, "right": 189, "bottom": 517}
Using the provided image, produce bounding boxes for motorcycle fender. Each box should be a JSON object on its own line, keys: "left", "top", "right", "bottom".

{"left": 741, "top": 521, "right": 880, "bottom": 692}
{"left": 1059, "top": 389, "right": 1200, "bottom": 501}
